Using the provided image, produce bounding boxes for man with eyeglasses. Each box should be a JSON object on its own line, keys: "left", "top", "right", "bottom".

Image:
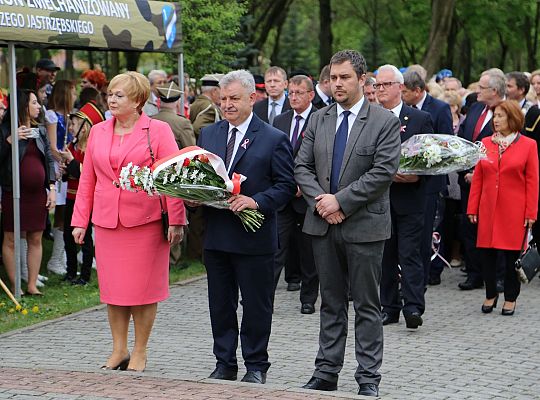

{"left": 296, "top": 50, "right": 401, "bottom": 397}
{"left": 142, "top": 69, "right": 168, "bottom": 117}
{"left": 376, "top": 64, "right": 433, "bottom": 331}
{"left": 457, "top": 71, "right": 506, "bottom": 291}
{"left": 272, "top": 74, "right": 319, "bottom": 313}
{"left": 402, "top": 70, "right": 453, "bottom": 287}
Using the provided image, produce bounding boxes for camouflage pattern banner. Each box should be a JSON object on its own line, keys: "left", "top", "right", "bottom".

{"left": 0, "top": 0, "right": 181, "bottom": 53}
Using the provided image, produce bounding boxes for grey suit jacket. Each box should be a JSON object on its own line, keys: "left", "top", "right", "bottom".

{"left": 294, "top": 100, "right": 401, "bottom": 242}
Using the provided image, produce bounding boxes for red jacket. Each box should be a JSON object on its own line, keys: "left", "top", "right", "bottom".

{"left": 467, "top": 135, "right": 539, "bottom": 250}
{"left": 72, "top": 113, "right": 186, "bottom": 229}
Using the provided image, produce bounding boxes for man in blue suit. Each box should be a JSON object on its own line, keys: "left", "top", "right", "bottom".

{"left": 376, "top": 65, "right": 433, "bottom": 330}
{"left": 402, "top": 70, "right": 453, "bottom": 286}
{"left": 197, "top": 70, "right": 296, "bottom": 384}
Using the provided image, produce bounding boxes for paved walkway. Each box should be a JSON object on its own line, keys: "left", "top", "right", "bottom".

{"left": 1, "top": 267, "right": 539, "bottom": 399}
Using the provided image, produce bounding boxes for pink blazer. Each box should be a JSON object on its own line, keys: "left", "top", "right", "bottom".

{"left": 72, "top": 113, "right": 186, "bottom": 229}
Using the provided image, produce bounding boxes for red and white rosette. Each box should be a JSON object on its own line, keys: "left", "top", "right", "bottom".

{"left": 150, "top": 146, "right": 246, "bottom": 194}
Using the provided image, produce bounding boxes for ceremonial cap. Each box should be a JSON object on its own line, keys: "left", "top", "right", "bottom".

{"left": 156, "top": 81, "right": 183, "bottom": 103}
{"left": 200, "top": 73, "right": 223, "bottom": 87}
{"left": 72, "top": 101, "right": 105, "bottom": 126}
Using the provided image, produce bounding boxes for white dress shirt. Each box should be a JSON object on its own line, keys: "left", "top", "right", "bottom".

{"left": 226, "top": 113, "right": 253, "bottom": 173}
{"left": 316, "top": 84, "right": 331, "bottom": 105}
{"left": 390, "top": 101, "right": 404, "bottom": 119}
{"left": 335, "top": 96, "right": 365, "bottom": 138}
{"left": 289, "top": 104, "right": 313, "bottom": 142}
{"left": 415, "top": 91, "right": 427, "bottom": 110}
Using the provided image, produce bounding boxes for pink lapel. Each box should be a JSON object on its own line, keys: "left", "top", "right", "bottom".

{"left": 116, "top": 113, "right": 152, "bottom": 169}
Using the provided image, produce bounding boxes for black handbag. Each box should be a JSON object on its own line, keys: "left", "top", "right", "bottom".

{"left": 515, "top": 228, "right": 540, "bottom": 283}
{"left": 146, "top": 125, "right": 169, "bottom": 240}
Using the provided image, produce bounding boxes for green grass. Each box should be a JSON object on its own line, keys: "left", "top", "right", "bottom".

{"left": 0, "top": 238, "right": 206, "bottom": 334}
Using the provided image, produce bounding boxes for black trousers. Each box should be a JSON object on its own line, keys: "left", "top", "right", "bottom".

{"left": 480, "top": 248, "right": 520, "bottom": 301}
{"left": 460, "top": 187, "right": 483, "bottom": 283}
{"left": 205, "top": 249, "right": 274, "bottom": 373}
{"left": 273, "top": 204, "right": 318, "bottom": 304}
{"left": 63, "top": 198, "right": 93, "bottom": 281}
{"left": 381, "top": 211, "right": 426, "bottom": 316}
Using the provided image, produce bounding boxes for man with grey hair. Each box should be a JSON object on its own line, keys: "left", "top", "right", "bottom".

{"left": 402, "top": 70, "right": 453, "bottom": 287}
{"left": 376, "top": 64, "right": 433, "bottom": 332}
{"left": 457, "top": 71, "right": 505, "bottom": 291}
{"left": 142, "top": 69, "right": 168, "bottom": 116}
{"left": 196, "top": 69, "right": 296, "bottom": 385}
{"left": 296, "top": 51, "right": 402, "bottom": 397}
{"left": 364, "top": 76, "right": 377, "bottom": 103}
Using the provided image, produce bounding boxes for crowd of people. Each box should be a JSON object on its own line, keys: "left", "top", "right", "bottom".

{"left": 1, "top": 50, "right": 540, "bottom": 396}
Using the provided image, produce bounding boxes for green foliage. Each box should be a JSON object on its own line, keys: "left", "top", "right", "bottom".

{"left": 164, "top": 0, "right": 246, "bottom": 79}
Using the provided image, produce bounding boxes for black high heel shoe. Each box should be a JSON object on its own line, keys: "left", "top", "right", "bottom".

{"left": 501, "top": 302, "right": 516, "bottom": 316}
{"left": 481, "top": 295, "right": 498, "bottom": 313}
{"left": 101, "top": 355, "right": 130, "bottom": 371}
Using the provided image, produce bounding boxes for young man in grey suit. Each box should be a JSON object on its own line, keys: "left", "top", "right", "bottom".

{"left": 295, "top": 50, "right": 401, "bottom": 397}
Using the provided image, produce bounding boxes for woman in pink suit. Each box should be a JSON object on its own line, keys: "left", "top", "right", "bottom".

{"left": 467, "top": 100, "right": 539, "bottom": 316}
{"left": 72, "top": 72, "right": 186, "bottom": 371}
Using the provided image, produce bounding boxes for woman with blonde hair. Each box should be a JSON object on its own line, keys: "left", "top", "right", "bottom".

{"left": 530, "top": 69, "right": 540, "bottom": 107}
{"left": 72, "top": 72, "right": 186, "bottom": 371}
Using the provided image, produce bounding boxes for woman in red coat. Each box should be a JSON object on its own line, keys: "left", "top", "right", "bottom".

{"left": 467, "top": 100, "right": 539, "bottom": 316}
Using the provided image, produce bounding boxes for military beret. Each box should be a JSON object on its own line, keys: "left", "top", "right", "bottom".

{"left": 156, "top": 81, "right": 182, "bottom": 103}
{"left": 200, "top": 73, "right": 223, "bottom": 87}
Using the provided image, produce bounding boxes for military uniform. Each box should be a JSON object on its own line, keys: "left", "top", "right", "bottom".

{"left": 190, "top": 94, "right": 222, "bottom": 138}
{"left": 153, "top": 108, "right": 196, "bottom": 149}
{"left": 152, "top": 82, "right": 196, "bottom": 267}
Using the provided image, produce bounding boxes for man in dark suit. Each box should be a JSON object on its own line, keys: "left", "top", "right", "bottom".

{"left": 312, "top": 65, "right": 333, "bottom": 109}
{"left": 197, "top": 70, "right": 296, "bottom": 384}
{"left": 272, "top": 74, "right": 319, "bottom": 314}
{"left": 402, "top": 70, "right": 453, "bottom": 286}
{"left": 296, "top": 50, "right": 401, "bottom": 397}
{"left": 253, "top": 66, "right": 291, "bottom": 124}
{"left": 376, "top": 65, "right": 433, "bottom": 330}
{"left": 457, "top": 71, "right": 505, "bottom": 290}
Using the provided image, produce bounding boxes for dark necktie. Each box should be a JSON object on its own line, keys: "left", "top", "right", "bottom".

{"left": 412, "top": 104, "right": 418, "bottom": 109}
{"left": 225, "top": 128, "right": 237, "bottom": 169}
{"left": 291, "top": 115, "right": 302, "bottom": 149}
{"left": 330, "top": 110, "right": 351, "bottom": 194}
{"left": 269, "top": 101, "right": 277, "bottom": 124}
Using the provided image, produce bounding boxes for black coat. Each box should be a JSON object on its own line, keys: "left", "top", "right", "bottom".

{"left": 0, "top": 123, "right": 55, "bottom": 191}
{"left": 253, "top": 97, "right": 291, "bottom": 123}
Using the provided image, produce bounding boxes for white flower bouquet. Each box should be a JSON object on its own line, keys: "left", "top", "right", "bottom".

{"left": 398, "top": 134, "right": 486, "bottom": 175}
{"left": 119, "top": 146, "right": 265, "bottom": 232}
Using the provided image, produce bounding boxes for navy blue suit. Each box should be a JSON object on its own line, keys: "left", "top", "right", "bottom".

{"left": 420, "top": 94, "right": 453, "bottom": 285}
{"left": 381, "top": 104, "right": 433, "bottom": 317}
{"left": 458, "top": 101, "right": 493, "bottom": 284}
{"left": 198, "top": 113, "right": 296, "bottom": 373}
{"left": 272, "top": 108, "right": 319, "bottom": 305}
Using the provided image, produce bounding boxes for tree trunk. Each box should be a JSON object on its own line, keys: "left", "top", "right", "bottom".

{"left": 497, "top": 32, "right": 507, "bottom": 70}
{"left": 422, "top": 0, "right": 456, "bottom": 77}
{"left": 110, "top": 52, "right": 120, "bottom": 77}
{"left": 65, "top": 50, "right": 75, "bottom": 80}
{"left": 445, "top": 13, "right": 458, "bottom": 71}
{"left": 462, "top": 33, "right": 472, "bottom": 86}
{"left": 125, "top": 52, "right": 140, "bottom": 71}
{"left": 88, "top": 50, "right": 94, "bottom": 70}
{"left": 319, "top": 0, "right": 333, "bottom": 70}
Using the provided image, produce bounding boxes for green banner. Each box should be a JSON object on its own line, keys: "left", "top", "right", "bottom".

{"left": 0, "top": 0, "right": 181, "bottom": 53}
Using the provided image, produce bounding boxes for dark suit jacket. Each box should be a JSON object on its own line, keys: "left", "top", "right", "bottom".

{"left": 458, "top": 101, "right": 493, "bottom": 187}
{"left": 198, "top": 114, "right": 296, "bottom": 255}
{"left": 253, "top": 97, "right": 291, "bottom": 123}
{"left": 390, "top": 104, "right": 434, "bottom": 215}
{"left": 312, "top": 90, "right": 332, "bottom": 110}
{"left": 421, "top": 93, "right": 453, "bottom": 194}
{"left": 273, "top": 107, "right": 317, "bottom": 213}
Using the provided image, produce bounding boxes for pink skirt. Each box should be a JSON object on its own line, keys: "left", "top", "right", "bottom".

{"left": 94, "top": 220, "right": 169, "bottom": 306}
